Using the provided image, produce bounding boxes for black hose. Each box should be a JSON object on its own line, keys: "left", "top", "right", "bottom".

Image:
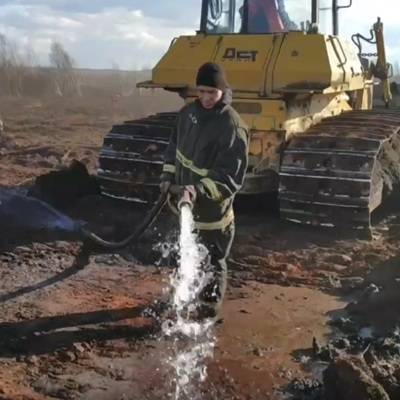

{"left": 80, "top": 190, "right": 169, "bottom": 250}
{"left": 351, "top": 30, "right": 376, "bottom": 55}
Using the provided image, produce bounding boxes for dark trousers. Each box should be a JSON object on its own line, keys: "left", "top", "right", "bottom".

{"left": 197, "top": 222, "right": 235, "bottom": 308}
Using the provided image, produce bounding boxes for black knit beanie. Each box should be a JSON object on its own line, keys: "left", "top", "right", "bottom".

{"left": 196, "top": 62, "right": 228, "bottom": 90}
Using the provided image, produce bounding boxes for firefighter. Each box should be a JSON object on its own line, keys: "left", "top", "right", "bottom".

{"left": 160, "top": 62, "right": 249, "bottom": 320}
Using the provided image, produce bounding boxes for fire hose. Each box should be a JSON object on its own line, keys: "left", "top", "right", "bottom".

{"left": 1, "top": 181, "right": 190, "bottom": 250}
{"left": 80, "top": 184, "right": 193, "bottom": 250}
{"left": 80, "top": 189, "right": 169, "bottom": 250}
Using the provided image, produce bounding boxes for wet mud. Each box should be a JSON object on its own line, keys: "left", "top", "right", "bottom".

{"left": 1, "top": 97, "right": 400, "bottom": 399}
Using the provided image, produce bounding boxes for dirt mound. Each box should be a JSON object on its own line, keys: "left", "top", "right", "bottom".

{"left": 319, "top": 331, "right": 400, "bottom": 400}
{"left": 297, "top": 255, "right": 400, "bottom": 400}
{"left": 346, "top": 256, "right": 400, "bottom": 332}
{"left": 28, "top": 160, "right": 100, "bottom": 210}
{"left": 324, "top": 356, "right": 391, "bottom": 400}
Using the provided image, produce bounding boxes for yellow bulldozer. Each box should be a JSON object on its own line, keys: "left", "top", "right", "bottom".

{"left": 97, "top": 0, "right": 400, "bottom": 229}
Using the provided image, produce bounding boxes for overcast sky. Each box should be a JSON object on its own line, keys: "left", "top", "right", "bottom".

{"left": 0, "top": 0, "right": 398, "bottom": 70}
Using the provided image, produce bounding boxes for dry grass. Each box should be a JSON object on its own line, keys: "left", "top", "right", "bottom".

{"left": 0, "top": 66, "right": 182, "bottom": 186}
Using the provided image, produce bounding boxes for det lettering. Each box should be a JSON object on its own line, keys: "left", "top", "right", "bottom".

{"left": 222, "top": 48, "right": 258, "bottom": 62}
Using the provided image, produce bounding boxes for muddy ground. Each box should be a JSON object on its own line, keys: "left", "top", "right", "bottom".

{"left": 0, "top": 94, "right": 400, "bottom": 399}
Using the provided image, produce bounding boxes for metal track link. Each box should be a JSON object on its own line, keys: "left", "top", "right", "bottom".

{"left": 97, "top": 112, "right": 178, "bottom": 203}
{"left": 279, "top": 110, "right": 400, "bottom": 228}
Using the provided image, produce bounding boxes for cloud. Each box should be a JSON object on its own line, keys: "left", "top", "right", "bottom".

{"left": 283, "top": 0, "right": 399, "bottom": 63}
{"left": 0, "top": 1, "right": 200, "bottom": 69}
{"left": 10, "top": 0, "right": 199, "bottom": 17}
{"left": 339, "top": 1, "right": 400, "bottom": 64}
{"left": 0, "top": 0, "right": 398, "bottom": 69}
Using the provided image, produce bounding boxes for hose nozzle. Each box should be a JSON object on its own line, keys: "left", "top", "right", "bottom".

{"left": 178, "top": 188, "right": 195, "bottom": 210}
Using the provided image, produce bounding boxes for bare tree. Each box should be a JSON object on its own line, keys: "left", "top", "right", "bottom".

{"left": 49, "top": 41, "right": 81, "bottom": 96}
{"left": 0, "top": 33, "right": 25, "bottom": 96}
{"left": 24, "top": 42, "right": 39, "bottom": 68}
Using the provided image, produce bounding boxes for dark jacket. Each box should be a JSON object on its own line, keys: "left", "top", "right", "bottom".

{"left": 161, "top": 92, "right": 249, "bottom": 230}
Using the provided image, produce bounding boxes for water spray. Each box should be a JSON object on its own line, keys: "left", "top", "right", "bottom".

{"left": 162, "top": 188, "right": 216, "bottom": 399}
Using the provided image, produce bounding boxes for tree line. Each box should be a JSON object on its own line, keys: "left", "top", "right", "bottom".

{"left": 0, "top": 34, "right": 80, "bottom": 97}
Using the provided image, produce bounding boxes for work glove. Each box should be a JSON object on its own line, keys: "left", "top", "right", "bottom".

{"left": 169, "top": 185, "right": 197, "bottom": 201}
{"left": 184, "top": 185, "right": 197, "bottom": 203}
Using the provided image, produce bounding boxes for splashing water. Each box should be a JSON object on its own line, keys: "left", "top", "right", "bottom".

{"left": 163, "top": 204, "right": 216, "bottom": 400}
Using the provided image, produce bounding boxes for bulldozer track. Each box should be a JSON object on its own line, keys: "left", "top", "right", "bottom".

{"left": 279, "top": 110, "right": 400, "bottom": 228}
{"left": 97, "top": 112, "right": 178, "bottom": 203}
{"left": 98, "top": 109, "right": 400, "bottom": 230}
